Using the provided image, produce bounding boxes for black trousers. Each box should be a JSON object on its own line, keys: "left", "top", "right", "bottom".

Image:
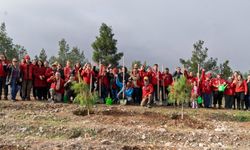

{"left": 36, "top": 87, "right": 47, "bottom": 100}
{"left": 213, "top": 91, "right": 223, "bottom": 106}
{"left": 0, "top": 77, "right": 8, "bottom": 98}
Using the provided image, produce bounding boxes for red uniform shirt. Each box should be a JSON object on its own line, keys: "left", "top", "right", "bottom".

{"left": 20, "top": 62, "right": 34, "bottom": 80}
{"left": 211, "top": 78, "right": 226, "bottom": 91}
{"left": 235, "top": 80, "right": 247, "bottom": 94}
{"left": 142, "top": 83, "right": 154, "bottom": 98}
{"left": 64, "top": 66, "right": 71, "bottom": 81}
{"left": 162, "top": 73, "right": 173, "bottom": 87}
{"left": 81, "top": 69, "right": 95, "bottom": 85}
{"left": 34, "top": 66, "right": 47, "bottom": 87}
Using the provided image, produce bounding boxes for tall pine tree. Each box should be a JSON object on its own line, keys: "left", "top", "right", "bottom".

{"left": 58, "top": 38, "right": 70, "bottom": 65}
{"left": 68, "top": 47, "right": 86, "bottom": 66}
{"left": 39, "top": 48, "right": 47, "bottom": 62}
{"left": 92, "top": 23, "right": 123, "bottom": 66}
{"left": 0, "top": 22, "right": 18, "bottom": 60}
{"left": 180, "top": 40, "right": 218, "bottom": 74}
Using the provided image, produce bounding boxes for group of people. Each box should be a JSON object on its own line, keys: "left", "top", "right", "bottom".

{"left": 0, "top": 53, "right": 250, "bottom": 110}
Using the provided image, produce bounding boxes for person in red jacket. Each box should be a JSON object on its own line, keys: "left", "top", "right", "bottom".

{"left": 20, "top": 55, "right": 34, "bottom": 100}
{"left": 64, "top": 60, "right": 72, "bottom": 81}
{"left": 139, "top": 65, "right": 147, "bottom": 87}
{"left": 47, "top": 72, "right": 64, "bottom": 102}
{"left": 151, "top": 64, "right": 162, "bottom": 103}
{"left": 161, "top": 68, "right": 173, "bottom": 102}
{"left": 34, "top": 60, "right": 47, "bottom": 100}
{"left": 235, "top": 74, "right": 247, "bottom": 110}
{"left": 81, "top": 63, "right": 95, "bottom": 89}
{"left": 224, "top": 77, "right": 236, "bottom": 109}
{"left": 72, "top": 62, "right": 82, "bottom": 82}
{"left": 211, "top": 74, "right": 226, "bottom": 109}
{"left": 141, "top": 76, "right": 154, "bottom": 108}
{"left": 200, "top": 69, "right": 213, "bottom": 108}
{"left": 97, "top": 65, "right": 110, "bottom": 103}
{"left": 0, "top": 53, "right": 8, "bottom": 100}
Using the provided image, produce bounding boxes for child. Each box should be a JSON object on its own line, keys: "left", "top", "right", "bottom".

{"left": 191, "top": 81, "right": 199, "bottom": 109}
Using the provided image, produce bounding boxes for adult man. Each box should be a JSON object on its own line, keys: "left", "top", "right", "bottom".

{"left": 20, "top": 55, "right": 34, "bottom": 100}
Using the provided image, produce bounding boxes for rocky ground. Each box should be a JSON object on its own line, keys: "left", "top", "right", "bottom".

{"left": 0, "top": 100, "right": 250, "bottom": 150}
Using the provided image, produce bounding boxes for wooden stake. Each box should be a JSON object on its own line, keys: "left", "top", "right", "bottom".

{"left": 122, "top": 56, "right": 125, "bottom": 100}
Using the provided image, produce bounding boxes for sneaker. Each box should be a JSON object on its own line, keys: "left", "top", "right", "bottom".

{"left": 147, "top": 104, "right": 152, "bottom": 108}
{"left": 4, "top": 96, "right": 8, "bottom": 100}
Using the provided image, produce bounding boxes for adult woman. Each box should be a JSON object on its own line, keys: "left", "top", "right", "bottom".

{"left": 235, "top": 74, "right": 247, "bottom": 110}
{"left": 34, "top": 60, "right": 47, "bottom": 100}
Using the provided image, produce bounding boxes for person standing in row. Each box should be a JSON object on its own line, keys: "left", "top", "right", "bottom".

{"left": 20, "top": 55, "right": 34, "bottom": 101}
{"left": 0, "top": 53, "right": 8, "bottom": 100}
{"left": 6, "top": 58, "right": 21, "bottom": 101}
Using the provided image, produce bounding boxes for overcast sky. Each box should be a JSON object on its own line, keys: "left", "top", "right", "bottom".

{"left": 0, "top": 0, "right": 250, "bottom": 72}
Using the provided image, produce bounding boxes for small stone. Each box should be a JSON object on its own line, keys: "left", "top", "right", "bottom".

{"left": 165, "top": 142, "right": 172, "bottom": 147}
{"left": 39, "top": 127, "right": 44, "bottom": 133}
{"left": 141, "top": 134, "right": 146, "bottom": 140}
{"left": 101, "top": 139, "right": 111, "bottom": 145}
{"left": 199, "top": 143, "right": 204, "bottom": 147}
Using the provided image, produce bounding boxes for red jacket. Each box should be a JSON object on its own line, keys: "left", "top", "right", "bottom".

{"left": 142, "top": 83, "right": 154, "bottom": 98}
{"left": 151, "top": 71, "right": 162, "bottom": 85}
{"left": 34, "top": 66, "right": 47, "bottom": 87}
{"left": 184, "top": 70, "right": 197, "bottom": 84}
{"left": 235, "top": 80, "right": 247, "bottom": 94}
{"left": 20, "top": 62, "right": 34, "bottom": 80}
{"left": 0, "top": 61, "right": 7, "bottom": 77}
{"left": 47, "top": 77, "right": 64, "bottom": 94}
{"left": 81, "top": 69, "right": 95, "bottom": 85}
{"left": 211, "top": 78, "right": 226, "bottom": 91}
{"left": 162, "top": 73, "right": 173, "bottom": 87}
{"left": 64, "top": 66, "right": 71, "bottom": 81}
{"left": 139, "top": 70, "right": 147, "bottom": 87}
{"left": 224, "top": 81, "right": 235, "bottom": 96}
{"left": 201, "top": 80, "right": 212, "bottom": 94}
{"left": 98, "top": 73, "right": 110, "bottom": 89}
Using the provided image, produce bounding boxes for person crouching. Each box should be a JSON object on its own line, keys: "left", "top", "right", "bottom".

{"left": 141, "top": 76, "right": 154, "bottom": 108}
{"left": 47, "top": 72, "right": 64, "bottom": 103}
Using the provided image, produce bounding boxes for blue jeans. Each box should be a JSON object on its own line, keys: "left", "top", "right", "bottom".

{"left": 203, "top": 93, "right": 212, "bottom": 108}
{"left": 248, "top": 95, "right": 250, "bottom": 110}
{"left": 10, "top": 78, "right": 19, "bottom": 100}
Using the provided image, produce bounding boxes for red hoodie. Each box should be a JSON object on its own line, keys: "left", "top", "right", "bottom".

{"left": 142, "top": 83, "right": 154, "bottom": 98}
{"left": 47, "top": 77, "right": 64, "bottom": 94}
{"left": 0, "top": 61, "right": 7, "bottom": 77}
{"left": 211, "top": 78, "right": 226, "bottom": 91}
{"left": 235, "top": 80, "right": 247, "bottom": 94}
{"left": 224, "top": 81, "right": 236, "bottom": 96}
{"left": 151, "top": 71, "right": 162, "bottom": 85}
{"left": 34, "top": 66, "right": 47, "bottom": 87}
{"left": 64, "top": 66, "right": 71, "bottom": 81}
{"left": 20, "top": 62, "right": 34, "bottom": 80}
{"left": 162, "top": 73, "right": 173, "bottom": 87}
{"left": 81, "top": 69, "right": 95, "bottom": 85}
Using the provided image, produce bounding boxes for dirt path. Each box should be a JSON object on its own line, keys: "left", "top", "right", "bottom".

{"left": 0, "top": 100, "right": 250, "bottom": 150}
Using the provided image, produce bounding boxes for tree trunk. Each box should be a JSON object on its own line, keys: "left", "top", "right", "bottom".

{"left": 87, "top": 108, "right": 90, "bottom": 116}
{"left": 181, "top": 102, "right": 184, "bottom": 120}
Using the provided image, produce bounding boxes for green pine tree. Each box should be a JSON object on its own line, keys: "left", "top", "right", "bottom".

{"left": 39, "top": 48, "right": 47, "bottom": 62}
{"left": 168, "top": 76, "right": 192, "bottom": 119}
{"left": 92, "top": 23, "right": 123, "bottom": 66}
{"left": 58, "top": 38, "right": 70, "bottom": 66}
{"left": 68, "top": 47, "right": 86, "bottom": 66}
{"left": 180, "top": 40, "right": 218, "bottom": 74}
{"left": 0, "top": 22, "right": 18, "bottom": 60}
